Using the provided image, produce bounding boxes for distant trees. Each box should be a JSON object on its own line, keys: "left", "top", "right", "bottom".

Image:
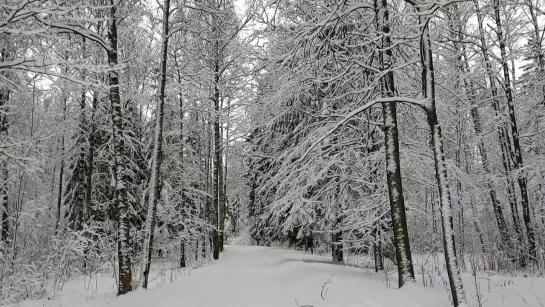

{"left": 245, "top": 0, "right": 545, "bottom": 304}
{"left": 0, "top": 0, "right": 252, "bottom": 302}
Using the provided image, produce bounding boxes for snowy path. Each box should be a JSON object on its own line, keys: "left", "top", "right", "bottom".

{"left": 16, "top": 246, "right": 450, "bottom": 307}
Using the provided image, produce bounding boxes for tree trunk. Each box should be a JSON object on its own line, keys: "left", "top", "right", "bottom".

{"left": 179, "top": 241, "right": 186, "bottom": 268}
{"left": 55, "top": 96, "right": 67, "bottom": 231}
{"left": 212, "top": 59, "right": 221, "bottom": 260}
{"left": 85, "top": 91, "right": 98, "bottom": 222}
{"left": 418, "top": 9, "right": 467, "bottom": 306}
{"left": 450, "top": 4, "right": 511, "bottom": 250}
{"left": 376, "top": 0, "right": 415, "bottom": 288}
{"left": 492, "top": 0, "right": 536, "bottom": 260}
{"left": 331, "top": 231, "right": 343, "bottom": 263}
{"left": 469, "top": 107, "right": 511, "bottom": 247}
{"left": 473, "top": 0, "right": 525, "bottom": 265}
{"left": 0, "top": 48, "right": 9, "bottom": 245}
{"left": 220, "top": 98, "right": 230, "bottom": 252}
{"left": 107, "top": 0, "right": 132, "bottom": 295}
{"left": 140, "top": 0, "right": 170, "bottom": 289}
{"left": 177, "top": 68, "right": 187, "bottom": 269}
{"left": 373, "top": 228, "right": 384, "bottom": 272}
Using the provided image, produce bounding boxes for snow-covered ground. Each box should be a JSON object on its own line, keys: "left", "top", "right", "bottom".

{"left": 8, "top": 246, "right": 545, "bottom": 307}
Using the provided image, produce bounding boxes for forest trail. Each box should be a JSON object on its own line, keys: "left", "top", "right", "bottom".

{"left": 14, "top": 246, "right": 449, "bottom": 307}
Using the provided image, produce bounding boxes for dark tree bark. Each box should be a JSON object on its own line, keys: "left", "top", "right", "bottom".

{"left": 375, "top": 0, "right": 415, "bottom": 288}
{"left": 331, "top": 231, "right": 343, "bottom": 263}
{"left": 66, "top": 73, "right": 89, "bottom": 230}
{"left": 374, "top": 239, "right": 384, "bottom": 272}
{"left": 55, "top": 95, "right": 67, "bottom": 231}
{"left": 85, "top": 92, "right": 98, "bottom": 222}
{"left": 447, "top": 4, "right": 511, "bottom": 253}
{"left": 492, "top": 0, "right": 536, "bottom": 260}
{"left": 177, "top": 68, "right": 187, "bottom": 269}
{"left": 212, "top": 58, "right": 221, "bottom": 260}
{"left": 174, "top": 53, "right": 193, "bottom": 268}
{"left": 473, "top": 0, "right": 525, "bottom": 264}
{"left": 107, "top": 0, "right": 132, "bottom": 295}
{"left": 0, "top": 47, "right": 9, "bottom": 245}
{"left": 179, "top": 241, "right": 186, "bottom": 268}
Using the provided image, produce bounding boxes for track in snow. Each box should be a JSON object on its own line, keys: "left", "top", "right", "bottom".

{"left": 14, "top": 246, "right": 449, "bottom": 307}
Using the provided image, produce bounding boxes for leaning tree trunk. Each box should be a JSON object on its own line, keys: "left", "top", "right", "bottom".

{"left": 492, "top": 0, "right": 536, "bottom": 260}
{"left": 107, "top": 0, "right": 132, "bottom": 295}
{"left": 417, "top": 7, "right": 467, "bottom": 306}
{"left": 140, "top": 0, "right": 171, "bottom": 289}
{"left": 376, "top": 0, "right": 415, "bottom": 288}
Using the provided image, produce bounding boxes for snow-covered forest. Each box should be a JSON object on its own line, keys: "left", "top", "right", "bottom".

{"left": 2, "top": 0, "right": 545, "bottom": 306}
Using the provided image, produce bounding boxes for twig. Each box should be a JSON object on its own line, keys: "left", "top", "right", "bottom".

{"left": 321, "top": 274, "right": 334, "bottom": 300}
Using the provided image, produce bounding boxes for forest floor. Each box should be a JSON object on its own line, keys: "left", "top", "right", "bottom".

{"left": 8, "top": 246, "right": 545, "bottom": 307}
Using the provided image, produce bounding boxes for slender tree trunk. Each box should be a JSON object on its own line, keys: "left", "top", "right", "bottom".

{"left": 418, "top": 9, "right": 467, "bottom": 306}
{"left": 108, "top": 0, "right": 132, "bottom": 295}
{"left": 179, "top": 241, "right": 186, "bottom": 268}
{"left": 373, "top": 233, "right": 384, "bottom": 272}
{"left": 212, "top": 59, "right": 221, "bottom": 260}
{"left": 469, "top": 106, "right": 511, "bottom": 244}
{"left": 55, "top": 96, "right": 67, "bottom": 231}
{"left": 376, "top": 0, "right": 415, "bottom": 288}
{"left": 177, "top": 66, "right": 187, "bottom": 269}
{"left": 473, "top": 0, "right": 525, "bottom": 265}
{"left": 220, "top": 98, "right": 230, "bottom": 252}
{"left": 140, "top": 0, "right": 171, "bottom": 289}
{"left": 85, "top": 92, "right": 98, "bottom": 222}
{"left": 526, "top": 0, "right": 545, "bottom": 104}
{"left": 69, "top": 69, "right": 89, "bottom": 230}
{"left": 0, "top": 48, "right": 9, "bottom": 246}
{"left": 206, "top": 109, "right": 213, "bottom": 261}
{"left": 492, "top": 0, "right": 536, "bottom": 260}
{"left": 449, "top": 4, "right": 511, "bottom": 250}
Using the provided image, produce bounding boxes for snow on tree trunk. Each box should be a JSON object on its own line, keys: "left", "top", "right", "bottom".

{"left": 418, "top": 10, "right": 467, "bottom": 306}
{"left": 373, "top": 239, "right": 384, "bottom": 272}
{"left": 140, "top": 0, "right": 171, "bottom": 289}
{"left": 447, "top": 5, "right": 511, "bottom": 252}
{"left": 492, "top": 0, "right": 536, "bottom": 260}
{"left": 55, "top": 93, "right": 67, "bottom": 231}
{"left": 473, "top": 0, "right": 526, "bottom": 265}
{"left": 376, "top": 0, "right": 415, "bottom": 288}
{"left": 469, "top": 107, "right": 510, "bottom": 247}
{"left": 85, "top": 92, "right": 98, "bottom": 224}
{"left": 212, "top": 58, "right": 222, "bottom": 260}
{"left": 331, "top": 231, "right": 343, "bottom": 264}
{"left": 0, "top": 49, "right": 9, "bottom": 245}
{"left": 107, "top": 0, "right": 132, "bottom": 295}
{"left": 177, "top": 64, "right": 188, "bottom": 269}
{"left": 220, "top": 97, "right": 231, "bottom": 253}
